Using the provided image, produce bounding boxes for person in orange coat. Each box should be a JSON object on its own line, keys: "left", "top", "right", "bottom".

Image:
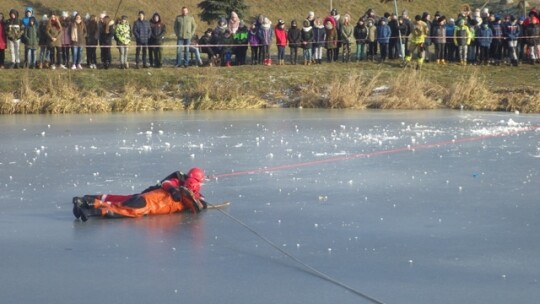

{"left": 72, "top": 168, "right": 207, "bottom": 222}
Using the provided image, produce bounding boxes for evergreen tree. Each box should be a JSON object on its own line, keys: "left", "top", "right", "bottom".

{"left": 198, "top": 0, "right": 249, "bottom": 24}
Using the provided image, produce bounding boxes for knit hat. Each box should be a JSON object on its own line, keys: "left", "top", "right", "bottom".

{"left": 303, "top": 19, "right": 310, "bottom": 27}
{"left": 61, "top": 11, "right": 68, "bottom": 18}
{"left": 42, "top": 14, "right": 48, "bottom": 21}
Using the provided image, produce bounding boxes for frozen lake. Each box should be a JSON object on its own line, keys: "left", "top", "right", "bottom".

{"left": 1, "top": 109, "right": 539, "bottom": 304}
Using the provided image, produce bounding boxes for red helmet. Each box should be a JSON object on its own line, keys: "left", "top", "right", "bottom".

{"left": 184, "top": 177, "right": 201, "bottom": 193}
{"left": 187, "top": 167, "right": 205, "bottom": 182}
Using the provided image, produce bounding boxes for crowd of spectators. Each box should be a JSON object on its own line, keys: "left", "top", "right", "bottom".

{"left": 0, "top": 5, "right": 539, "bottom": 69}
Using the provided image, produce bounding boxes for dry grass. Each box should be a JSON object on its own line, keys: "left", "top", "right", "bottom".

{"left": 1, "top": 61, "right": 540, "bottom": 114}
{"left": 444, "top": 71, "right": 495, "bottom": 111}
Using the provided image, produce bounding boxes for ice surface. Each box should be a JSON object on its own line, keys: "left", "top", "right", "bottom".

{"left": 0, "top": 110, "right": 539, "bottom": 304}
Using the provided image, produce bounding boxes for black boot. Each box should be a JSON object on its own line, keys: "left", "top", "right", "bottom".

{"left": 73, "top": 196, "right": 99, "bottom": 222}
{"left": 72, "top": 197, "right": 83, "bottom": 219}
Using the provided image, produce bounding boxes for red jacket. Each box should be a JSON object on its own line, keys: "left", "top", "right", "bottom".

{"left": 0, "top": 22, "right": 6, "bottom": 49}
{"left": 275, "top": 26, "right": 287, "bottom": 46}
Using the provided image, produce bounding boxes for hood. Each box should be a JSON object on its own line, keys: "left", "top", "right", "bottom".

{"left": 151, "top": 12, "right": 161, "bottom": 23}
{"left": 9, "top": 9, "right": 19, "bottom": 19}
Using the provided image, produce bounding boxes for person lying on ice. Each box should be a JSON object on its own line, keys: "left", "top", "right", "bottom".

{"left": 72, "top": 167, "right": 207, "bottom": 222}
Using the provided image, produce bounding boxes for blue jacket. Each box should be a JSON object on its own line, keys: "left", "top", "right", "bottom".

{"left": 376, "top": 23, "right": 391, "bottom": 44}
{"left": 476, "top": 26, "right": 492, "bottom": 47}
{"left": 504, "top": 23, "right": 520, "bottom": 41}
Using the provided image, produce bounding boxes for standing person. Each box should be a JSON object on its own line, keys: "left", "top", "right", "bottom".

{"left": 38, "top": 15, "right": 50, "bottom": 69}
{"left": 287, "top": 20, "right": 301, "bottom": 65}
{"left": 149, "top": 12, "right": 166, "bottom": 68}
{"left": 60, "top": 12, "right": 71, "bottom": 69}
{"left": 233, "top": 20, "right": 248, "bottom": 65}
{"left": 312, "top": 17, "right": 325, "bottom": 64}
{"left": 340, "top": 14, "right": 354, "bottom": 62}
{"left": 324, "top": 19, "right": 337, "bottom": 63}
{"left": 476, "top": 22, "right": 493, "bottom": 65}
{"left": 258, "top": 16, "right": 273, "bottom": 65}
{"left": 301, "top": 19, "right": 313, "bottom": 65}
{"left": 22, "top": 16, "right": 38, "bottom": 68}
{"left": 174, "top": 7, "right": 197, "bottom": 68}
{"left": 433, "top": 16, "right": 447, "bottom": 64}
{"left": 274, "top": 19, "right": 287, "bottom": 65}
{"left": 248, "top": 21, "right": 260, "bottom": 64}
{"left": 46, "top": 12, "right": 63, "bottom": 70}
{"left": 421, "top": 12, "right": 432, "bottom": 63}
{"left": 228, "top": 11, "right": 240, "bottom": 34}
{"left": 353, "top": 18, "right": 367, "bottom": 61}
{"left": 445, "top": 18, "right": 457, "bottom": 63}
{"left": 21, "top": 7, "right": 34, "bottom": 66}
{"left": 504, "top": 16, "right": 521, "bottom": 66}
{"left": 329, "top": 9, "right": 341, "bottom": 61}
{"left": 99, "top": 15, "right": 114, "bottom": 69}
{"left": 0, "top": 13, "right": 6, "bottom": 68}
{"left": 70, "top": 14, "right": 87, "bottom": 69}
{"left": 489, "top": 15, "right": 504, "bottom": 65}
{"left": 404, "top": 15, "right": 428, "bottom": 70}
{"left": 523, "top": 14, "right": 540, "bottom": 64}
{"left": 115, "top": 15, "right": 131, "bottom": 69}
{"left": 6, "top": 9, "right": 23, "bottom": 68}
{"left": 132, "top": 11, "right": 151, "bottom": 68}
{"left": 221, "top": 29, "right": 234, "bottom": 66}
{"left": 86, "top": 15, "right": 99, "bottom": 69}
{"left": 454, "top": 18, "right": 472, "bottom": 66}
{"left": 307, "top": 11, "right": 316, "bottom": 62}
{"left": 376, "top": 18, "right": 391, "bottom": 62}
{"left": 366, "top": 18, "right": 377, "bottom": 62}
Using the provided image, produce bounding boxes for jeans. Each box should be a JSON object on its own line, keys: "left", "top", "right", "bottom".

{"left": 8, "top": 39, "right": 21, "bottom": 64}
{"left": 72, "top": 46, "right": 83, "bottom": 65}
{"left": 189, "top": 46, "right": 202, "bottom": 65}
{"left": 25, "top": 48, "right": 36, "bottom": 67}
{"left": 277, "top": 45, "right": 285, "bottom": 60}
{"left": 176, "top": 38, "right": 190, "bottom": 66}
{"left": 355, "top": 43, "right": 365, "bottom": 60}
{"left": 118, "top": 45, "right": 128, "bottom": 66}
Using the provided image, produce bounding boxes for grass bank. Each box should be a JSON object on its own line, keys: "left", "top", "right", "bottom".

{"left": 1, "top": 61, "right": 540, "bottom": 114}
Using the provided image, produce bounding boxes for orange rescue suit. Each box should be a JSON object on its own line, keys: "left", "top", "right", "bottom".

{"left": 93, "top": 188, "right": 193, "bottom": 218}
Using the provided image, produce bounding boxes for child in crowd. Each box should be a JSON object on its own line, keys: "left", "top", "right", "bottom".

{"left": 23, "top": 16, "right": 38, "bottom": 68}
{"left": 340, "top": 14, "right": 354, "bottom": 62}
{"left": 274, "top": 19, "right": 287, "bottom": 65}
{"left": 312, "top": 17, "right": 325, "bottom": 64}
{"left": 301, "top": 19, "right": 313, "bottom": 65}
{"left": 287, "top": 20, "right": 301, "bottom": 65}
{"left": 248, "top": 21, "right": 260, "bottom": 64}
{"left": 353, "top": 18, "right": 367, "bottom": 61}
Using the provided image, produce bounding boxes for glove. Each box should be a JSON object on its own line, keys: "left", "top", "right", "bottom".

{"left": 179, "top": 186, "right": 205, "bottom": 213}
{"left": 168, "top": 187, "right": 183, "bottom": 202}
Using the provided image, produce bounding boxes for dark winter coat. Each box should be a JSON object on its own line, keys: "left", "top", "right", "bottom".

{"left": 287, "top": 25, "right": 302, "bottom": 48}
{"left": 432, "top": 24, "right": 447, "bottom": 44}
{"left": 301, "top": 26, "right": 313, "bottom": 49}
{"left": 150, "top": 14, "right": 166, "bottom": 45}
{"left": 23, "top": 19, "right": 39, "bottom": 49}
{"left": 6, "top": 9, "right": 23, "bottom": 41}
{"left": 46, "top": 19, "right": 63, "bottom": 47}
{"left": 312, "top": 25, "right": 326, "bottom": 47}
{"left": 325, "top": 25, "right": 338, "bottom": 49}
{"left": 133, "top": 18, "right": 152, "bottom": 44}
{"left": 524, "top": 22, "right": 540, "bottom": 44}
{"left": 353, "top": 23, "right": 368, "bottom": 44}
